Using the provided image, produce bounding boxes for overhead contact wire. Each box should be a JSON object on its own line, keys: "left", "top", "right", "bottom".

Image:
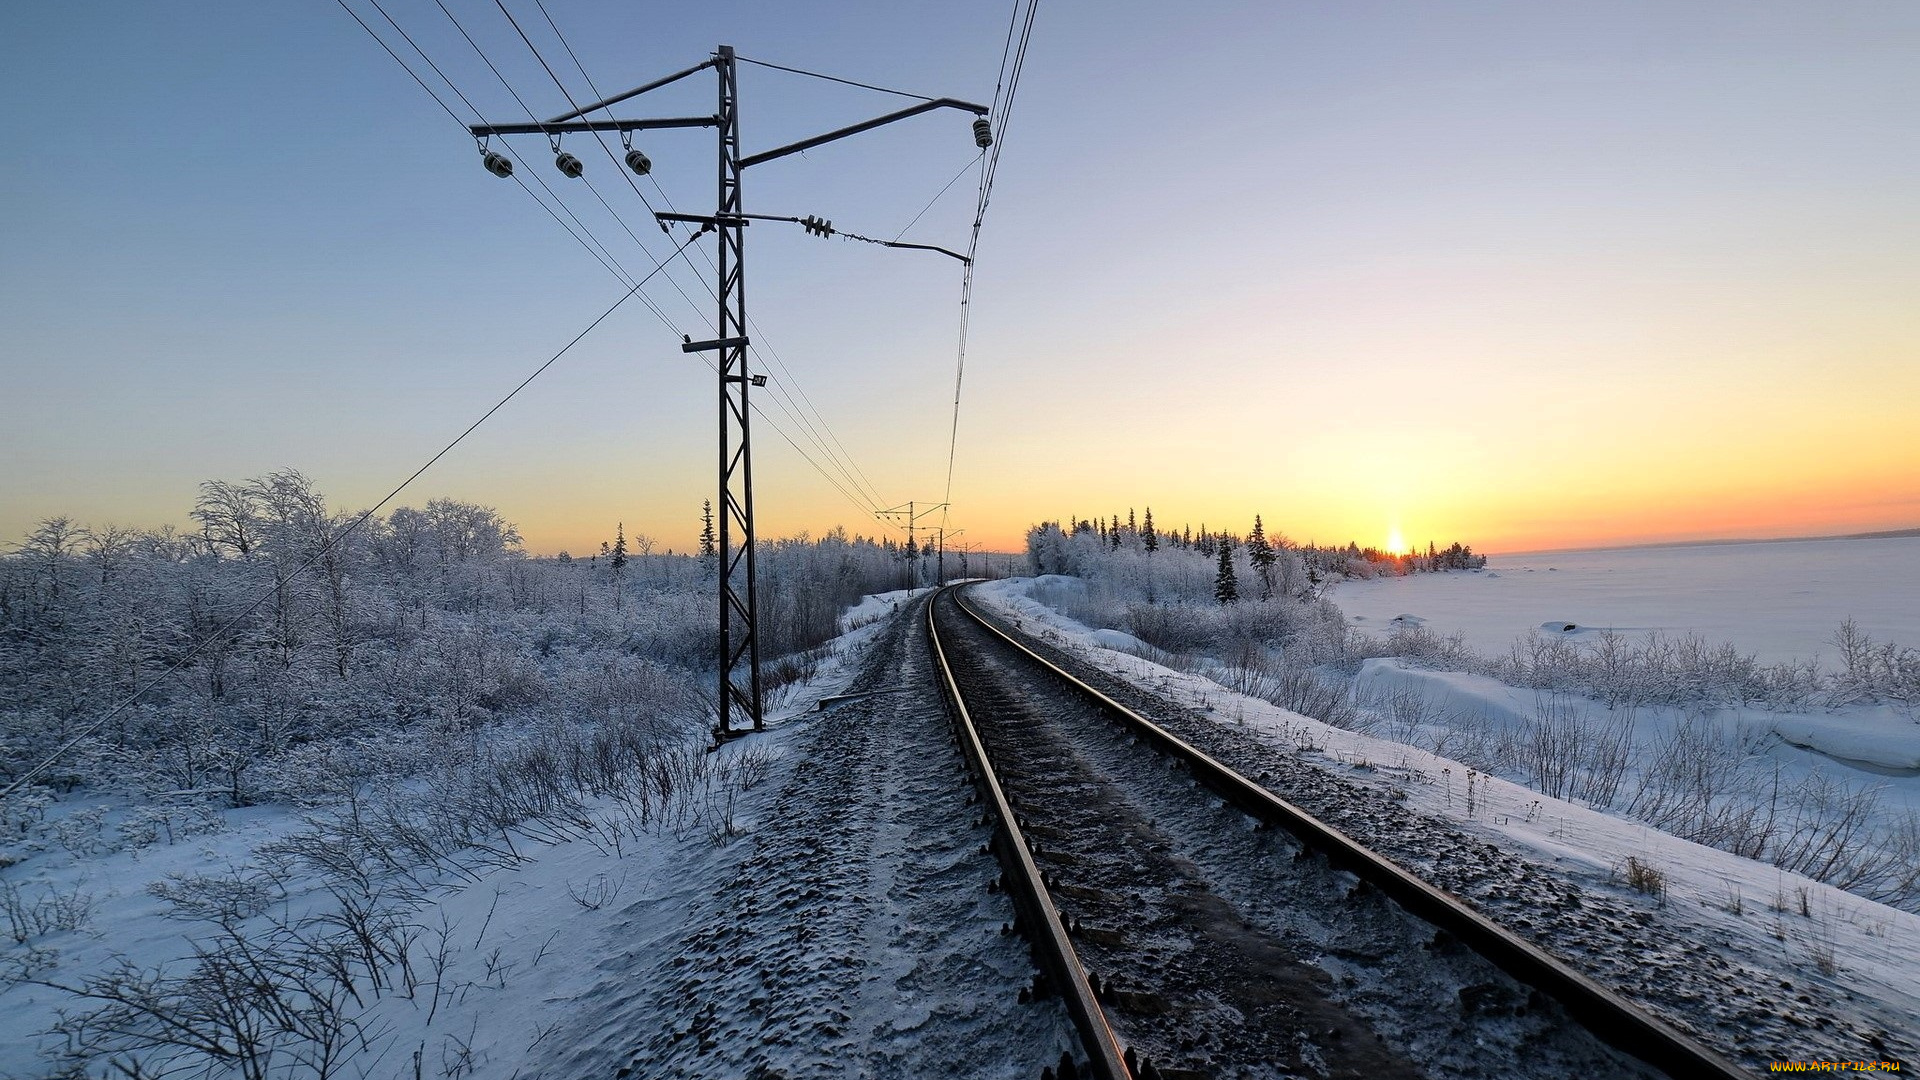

{"left": 353, "top": 0, "right": 907, "bottom": 534}
{"left": 517, "top": 5, "right": 896, "bottom": 516}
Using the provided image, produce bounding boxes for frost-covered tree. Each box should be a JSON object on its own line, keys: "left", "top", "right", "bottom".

{"left": 0, "top": 474, "right": 937, "bottom": 813}
{"left": 609, "top": 523, "right": 630, "bottom": 612}
{"left": 191, "top": 481, "right": 258, "bottom": 559}
{"left": 13, "top": 517, "right": 87, "bottom": 614}
{"left": 1248, "top": 515, "right": 1276, "bottom": 600}
{"left": 698, "top": 500, "right": 717, "bottom": 569}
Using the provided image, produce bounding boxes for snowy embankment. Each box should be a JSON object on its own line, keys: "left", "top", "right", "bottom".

{"left": 0, "top": 590, "right": 922, "bottom": 1079}
{"left": 1330, "top": 539, "right": 1920, "bottom": 815}
{"left": 974, "top": 577, "right": 1920, "bottom": 1056}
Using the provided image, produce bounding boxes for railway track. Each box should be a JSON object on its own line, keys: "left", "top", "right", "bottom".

{"left": 928, "top": 583, "right": 1746, "bottom": 1080}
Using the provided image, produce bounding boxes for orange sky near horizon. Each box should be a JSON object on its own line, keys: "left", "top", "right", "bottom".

{"left": 500, "top": 449, "right": 1920, "bottom": 560}
{"left": 6, "top": 3, "right": 1919, "bottom": 565}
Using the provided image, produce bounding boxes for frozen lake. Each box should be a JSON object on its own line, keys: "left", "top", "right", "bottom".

{"left": 1330, "top": 536, "right": 1920, "bottom": 664}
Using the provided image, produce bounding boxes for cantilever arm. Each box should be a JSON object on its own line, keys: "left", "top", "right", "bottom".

{"left": 544, "top": 58, "right": 718, "bottom": 123}
{"left": 739, "top": 98, "right": 989, "bottom": 169}
{"left": 874, "top": 240, "right": 970, "bottom": 264}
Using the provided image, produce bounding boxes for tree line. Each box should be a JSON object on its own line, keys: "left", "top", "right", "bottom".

{"left": 0, "top": 469, "right": 922, "bottom": 807}
{"left": 1028, "top": 506, "right": 1486, "bottom": 603}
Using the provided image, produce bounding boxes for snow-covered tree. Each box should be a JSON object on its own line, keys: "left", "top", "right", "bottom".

{"left": 698, "top": 500, "right": 717, "bottom": 570}
{"left": 1248, "top": 515, "right": 1276, "bottom": 600}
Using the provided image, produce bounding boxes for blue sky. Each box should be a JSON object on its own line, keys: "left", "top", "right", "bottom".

{"left": 5, "top": 2, "right": 1918, "bottom": 553}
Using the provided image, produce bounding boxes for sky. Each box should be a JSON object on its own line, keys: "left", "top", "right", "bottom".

{"left": 4, "top": 1, "right": 1918, "bottom": 556}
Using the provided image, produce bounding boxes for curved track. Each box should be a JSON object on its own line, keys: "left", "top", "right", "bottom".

{"left": 929, "top": 584, "right": 1744, "bottom": 1080}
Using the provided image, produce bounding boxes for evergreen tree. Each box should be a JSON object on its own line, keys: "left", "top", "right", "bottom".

{"left": 1248, "top": 515, "right": 1276, "bottom": 599}
{"left": 611, "top": 522, "right": 629, "bottom": 574}
{"left": 1127, "top": 508, "right": 1136, "bottom": 534}
{"left": 1214, "top": 537, "right": 1238, "bottom": 604}
{"left": 698, "top": 500, "right": 717, "bottom": 567}
{"left": 1142, "top": 507, "right": 1158, "bottom": 554}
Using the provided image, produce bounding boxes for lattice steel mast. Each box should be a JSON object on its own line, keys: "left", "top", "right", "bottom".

{"left": 471, "top": 46, "right": 988, "bottom": 737}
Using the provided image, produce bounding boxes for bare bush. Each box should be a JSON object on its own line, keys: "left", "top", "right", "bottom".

{"left": 147, "top": 870, "right": 281, "bottom": 925}
{"left": 566, "top": 873, "right": 621, "bottom": 911}
{"left": 41, "top": 919, "right": 380, "bottom": 1079}
{"left": 1, "top": 878, "right": 97, "bottom": 943}
{"left": 1770, "top": 772, "right": 1895, "bottom": 892}
{"left": 117, "top": 801, "right": 225, "bottom": 848}
{"left": 50, "top": 806, "right": 114, "bottom": 857}
{"left": 1358, "top": 683, "right": 1432, "bottom": 744}
{"left": 1830, "top": 619, "right": 1920, "bottom": 705}
{"left": 1521, "top": 694, "right": 1633, "bottom": 807}
{"left": 1625, "top": 714, "right": 1774, "bottom": 858}
{"left": 1203, "top": 648, "right": 1358, "bottom": 730}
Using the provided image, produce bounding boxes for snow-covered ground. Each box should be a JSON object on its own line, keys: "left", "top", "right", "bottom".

{"left": 977, "top": 576, "right": 1920, "bottom": 1065}
{"left": 1331, "top": 536, "right": 1920, "bottom": 664}
{"left": 0, "top": 589, "right": 990, "bottom": 1079}
{"left": 11, "top": 566, "right": 1916, "bottom": 1076}
{"left": 1331, "top": 538, "right": 1920, "bottom": 845}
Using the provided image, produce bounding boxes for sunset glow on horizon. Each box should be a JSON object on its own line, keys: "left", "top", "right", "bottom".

{"left": 5, "top": 3, "right": 1918, "bottom": 561}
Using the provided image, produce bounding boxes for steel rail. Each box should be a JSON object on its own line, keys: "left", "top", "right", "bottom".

{"left": 926, "top": 588, "right": 1133, "bottom": 1080}
{"left": 944, "top": 586, "right": 1747, "bottom": 1080}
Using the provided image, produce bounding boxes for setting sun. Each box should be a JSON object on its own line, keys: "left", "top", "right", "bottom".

{"left": 1386, "top": 526, "right": 1405, "bottom": 553}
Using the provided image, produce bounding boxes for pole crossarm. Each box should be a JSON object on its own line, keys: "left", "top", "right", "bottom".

{"left": 879, "top": 501, "right": 949, "bottom": 521}
{"left": 469, "top": 116, "right": 717, "bottom": 137}
{"left": 682, "top": 335, "right": 749, "bottom": 353}
{"left": 657, "top": 212, "right": 750, "bottom": 227}
{"left": 739, "top": 98, "right": 989, "bottom": 169}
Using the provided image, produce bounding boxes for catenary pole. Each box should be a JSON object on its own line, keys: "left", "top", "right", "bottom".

{"left": 473, "top": 46, "right": 987, "bottom": 739}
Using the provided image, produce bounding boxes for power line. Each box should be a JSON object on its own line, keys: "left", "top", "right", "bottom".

{"left": 943, "top": 0, "right": 1039, "bottom": 527}
{"left": 496, "top": 0, "right": 660, "bottom": 224}
{"left": 434, "top": 0, "right": 543, "bottom": 126}
{"left": 353, "top": 0, "right": 638, "bottom": 290}
{"left": 429, "top": 0, "right": 649, "bottom": 290}
{"left": 734, "top": 55, "right": 937, "bottom": 102}
{"left": 508, "top": 7, "right": 899, "bottom": 517}
{"left": 346, "top": 2, "right": 911, "bottom": 535}
{"left": 0, "top": 241, "right": 696, "bottom": 801}
{"left": 512, "top": 0, "right": 732, "bottom": 344}
{"left": 658, "top": 226, "right": 890, "bottom": 503}
{"left": 526, "top": 0, "right": 725, "bottom": 351}
{"left": 332, "top": 0, "right": 467, "bottom": 130}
